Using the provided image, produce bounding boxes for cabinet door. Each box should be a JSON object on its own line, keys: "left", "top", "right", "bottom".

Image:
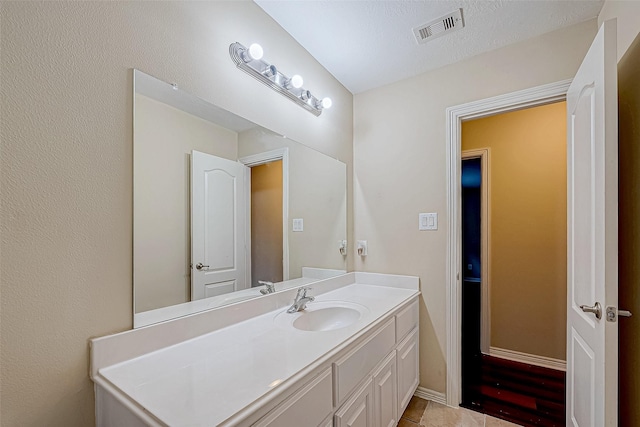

{"left": 397, "top": 328, "right": 419, "bottom": 416}
{"left": 373, "top": 352, "right": 397, "bottom": 427}
{"left": 334, "top": 378, "right": 374, "bottom": 427}
{"left": 253, "top": 368, "right": 333, "bottom": 427}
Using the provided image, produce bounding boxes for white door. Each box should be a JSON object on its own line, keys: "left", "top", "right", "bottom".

{"left": 566, "top": 19, "right": 618, "bottom": 426}
{"left": 191, "top": 150, "right": 249, "bottom": 300}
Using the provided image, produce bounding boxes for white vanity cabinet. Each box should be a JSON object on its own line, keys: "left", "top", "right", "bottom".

{"left": 334, "top": 378, "right": 374, "bottom": 427}
{"left": 394, "top": 298, "right": 420, "bottom": 417}
{"left": 396, "top": 328, "right": 419, "bottom": 417}
{"left": 252, "top": 298, "right": 419, "bottom": 427}
{"left": 372, "top": 352, "right": 398, "bottom": 427}
{"left": 252, "top": 368, "right": 333, "bottom": 427}
{"left": 91, "top": 274, "right": 421, "bottom": 427}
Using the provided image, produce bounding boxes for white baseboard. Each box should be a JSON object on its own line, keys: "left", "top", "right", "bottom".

{"left": 489, "top": 346, "right": 566, "bottom": 371}
{"left": 414, "top": 386, "right": 447, "bottom": 406}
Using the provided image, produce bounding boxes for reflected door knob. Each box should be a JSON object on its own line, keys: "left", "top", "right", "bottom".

{"left": 580, "top": 302, "right": 602, "bottom": 319}
{"left": 195, "top": 263, "right": 210, "bottom": 271}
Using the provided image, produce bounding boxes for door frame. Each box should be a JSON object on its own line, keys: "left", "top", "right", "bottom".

{"left": 239, "top": 147, "right": 290, "bottom": 282}
{"left": 461, "top": 148, "right": 491, "bottom": 354}
{"left": 445, "top": 79, "right": 571, "bottom": 406}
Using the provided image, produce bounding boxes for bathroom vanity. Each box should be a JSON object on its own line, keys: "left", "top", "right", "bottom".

{"left": 90, "top": 272, "right": 420, "bottom": 426}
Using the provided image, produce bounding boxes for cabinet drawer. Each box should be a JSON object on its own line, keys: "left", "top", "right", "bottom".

{"left": 395, "top": 300, "right": 418, "bottom": 344}
{"left": 333, "top": 318, "right": 395, "bottom": 407}
{"left": 253, "top": 368, "right": 333, "bottom": 427}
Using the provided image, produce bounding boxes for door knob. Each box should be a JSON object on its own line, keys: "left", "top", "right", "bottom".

{"left": 580, "top": 302, "right": 602, "bottom": 319}
{"left": 606, "top": 306, "right": 633, "bottom": 322}
{"left": 195, "top": 263, "right": 210, "bottom": 271}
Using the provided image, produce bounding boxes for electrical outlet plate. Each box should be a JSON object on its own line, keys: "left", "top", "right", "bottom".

{"left": 356, "top": 240, "right": 368, "bottom": 256}
{"left": 338, "top": 240, "right": 347, "bottom": 255}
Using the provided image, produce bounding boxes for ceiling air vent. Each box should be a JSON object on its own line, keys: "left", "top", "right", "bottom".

{"left": 413, "top": 9, "right": 464, "bottom": 44}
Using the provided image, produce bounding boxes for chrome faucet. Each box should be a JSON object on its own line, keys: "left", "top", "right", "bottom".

{"left": 287, "top": 287, "right": 314, "bottom": 313}
{"left": 259, "top": 281, "right": 276, "bottom": 295}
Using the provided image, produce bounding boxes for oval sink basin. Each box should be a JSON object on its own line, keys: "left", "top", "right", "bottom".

{"left": 274, "top": 301, "right": 369, "bottom": 332}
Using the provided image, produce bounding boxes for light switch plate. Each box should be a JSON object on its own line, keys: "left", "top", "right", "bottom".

{"left": 419, "top": 213, "right": 438, "bottom": 231}
{"left": 292, "top": 218, "right": 303, "bottom": 232}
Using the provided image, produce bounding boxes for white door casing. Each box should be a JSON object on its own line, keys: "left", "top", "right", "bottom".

{"left": 446, "top": 80, "right": 571, "bottom": 407}
{"left": 566, "top": 19, "right": 618, "bottom": 427}
{"left": 191, "top": 150, "right": 250, "bottom": 300}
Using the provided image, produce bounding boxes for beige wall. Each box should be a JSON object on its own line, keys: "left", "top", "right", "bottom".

{"left": 251, "top": 161, "right": 284, "bottom": 287}
{"left": 134, "top": 94, "right": 238, "bottom": 313}
{"left": 462, "top": 102, "right": 567, "bottom": 361}
{"left": 353, "top": 19, "right": 597, "bottom": 393}
{"left": 599, "top": 0, "right": 640, "bottom": 61}
{"left": 0, "top": 2, "right": 353, "bottom": 426}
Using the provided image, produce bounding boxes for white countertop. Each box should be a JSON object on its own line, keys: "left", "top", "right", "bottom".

{"left": 97, "top": 280, "right": 418, "bottom": 426}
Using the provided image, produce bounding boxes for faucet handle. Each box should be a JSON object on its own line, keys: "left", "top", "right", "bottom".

{"left": 258, "top": 280, "right": 273, "bottom": 287}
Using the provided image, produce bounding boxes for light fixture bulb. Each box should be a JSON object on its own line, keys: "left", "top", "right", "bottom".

{"left": 248, "top": 43, "right": 263, "bottom": 60}
{"left": 288, "top": 74, "right": 303, "bottom": 89}
{"left": 321, "top": 97, "right": 332, "bottom": 109}
{"left": 241, "top": 43, "right": 263, "bottom": 62}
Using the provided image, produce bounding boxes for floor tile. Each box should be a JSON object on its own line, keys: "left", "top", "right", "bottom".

{"left": 420, "top": 401, "right": 484, "bottom": 427}
{"left": 485, "top": 415, "right": 523, "bottom": 426}
{"left": 398, "top": 418, "right": 420, "bottom": 427}
{"left": 403, "top": 396, "right": 429, "bottom": 422}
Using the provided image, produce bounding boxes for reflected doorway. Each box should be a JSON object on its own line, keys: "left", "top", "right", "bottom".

{"left": 250, "top": 160, "right": 283, "bottom": 287}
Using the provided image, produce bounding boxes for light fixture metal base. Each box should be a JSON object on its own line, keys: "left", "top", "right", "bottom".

{"left": 229, "top": 42, "right": 324, "bottom": 116}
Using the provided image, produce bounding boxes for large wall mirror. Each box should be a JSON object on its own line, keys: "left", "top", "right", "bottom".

{"left": 133, "top": 70, "right": 347, "bottom": 327}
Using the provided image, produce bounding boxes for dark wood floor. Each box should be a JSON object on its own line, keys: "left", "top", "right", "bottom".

{"left": 462, "top": 354, "right": 566, "bottom": 426}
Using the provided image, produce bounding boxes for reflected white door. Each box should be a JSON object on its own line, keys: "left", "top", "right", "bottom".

{"left": 191, "top": 150, "right": 249, "bottom": 300}
{"left": 566, "top": 19, "right": 617, "bottom": 426}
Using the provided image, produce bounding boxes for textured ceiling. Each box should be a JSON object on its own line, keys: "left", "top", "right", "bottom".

{"left": 255, "top": 0, "right": 604, "bottom": 94}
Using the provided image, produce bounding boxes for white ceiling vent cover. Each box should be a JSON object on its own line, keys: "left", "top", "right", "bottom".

{"left": 413, "top": 9, "right": 464, "bottom": 44}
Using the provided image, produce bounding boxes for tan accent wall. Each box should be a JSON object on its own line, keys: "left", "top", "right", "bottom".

{"left": 0, "top": 2, "right": 353, "bottom": 425}
{"left": 353, "top": 19, "right": 597, "bottom": 392}
{"left": 134, "top": 94, "right": 238, "bottom": 313}
{"left": 462, "top": 102, "right": 567, "bottom": 360}
{"left": 251, "top": 161, "right": 284, "bottom": 287}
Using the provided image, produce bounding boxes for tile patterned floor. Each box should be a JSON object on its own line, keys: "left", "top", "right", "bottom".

{"left": 400, "top": 397, "right": 522, "bottom": 427}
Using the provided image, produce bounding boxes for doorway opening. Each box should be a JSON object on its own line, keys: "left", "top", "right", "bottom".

{"left": 459, "top": 102, "right": 568, "bottom": 425}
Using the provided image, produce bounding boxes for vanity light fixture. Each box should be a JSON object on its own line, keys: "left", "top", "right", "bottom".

{"left": 229, "top": 42, "right": 332, "bottom": 116}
